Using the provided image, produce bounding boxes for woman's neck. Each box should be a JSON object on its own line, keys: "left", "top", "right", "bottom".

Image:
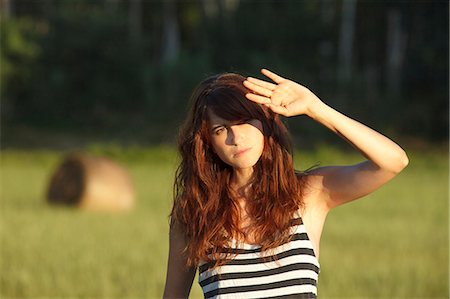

{"left": 230, "top": 168, "right": 253, "bottom": 197}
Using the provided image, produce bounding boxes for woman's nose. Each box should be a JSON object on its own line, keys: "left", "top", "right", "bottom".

{"left": 228, "top": 125, "right": 245, "bottom": 145}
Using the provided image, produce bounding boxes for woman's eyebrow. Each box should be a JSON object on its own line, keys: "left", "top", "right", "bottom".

{"left": 210, "top": 124, "right": 225, "bottom": 131}
{"left": 210, "top": 119, "right": 248, "bottom": 130}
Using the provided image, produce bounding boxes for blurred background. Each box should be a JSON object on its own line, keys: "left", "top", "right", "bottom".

{"left": 2, "top": 0, "right": 448, "bottom": 146}
{"left": 1, "top": 0, "right": 448, "bottom": 298}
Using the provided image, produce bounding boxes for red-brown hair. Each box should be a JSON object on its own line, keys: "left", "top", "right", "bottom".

{"left": 171, "top": 73, "right": 305, "bottom": 268}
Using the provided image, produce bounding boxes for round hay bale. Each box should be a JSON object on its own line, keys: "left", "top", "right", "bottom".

{"left": 47, "top": 153, "right": 135, "bottom": 212}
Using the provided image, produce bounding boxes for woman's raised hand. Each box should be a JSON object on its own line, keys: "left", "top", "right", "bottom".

{"left": 243, "top": 69, "right": 321, "bottom": 117}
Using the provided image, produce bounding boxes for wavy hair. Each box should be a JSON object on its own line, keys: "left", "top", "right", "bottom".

{"left": 171, "top": 73, "right": 305, "bottom": 268}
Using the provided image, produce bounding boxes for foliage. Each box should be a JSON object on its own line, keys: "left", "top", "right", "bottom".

{"left": 1, "top": 0, "right": 448, "bottom": 143}
{"left": 1, "top": 17, "right": 42, "bottom": 123}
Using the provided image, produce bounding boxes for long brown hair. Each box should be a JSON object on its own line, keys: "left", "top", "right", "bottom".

{"left": 171, "top": 73, "right": 305, "bottom": 268}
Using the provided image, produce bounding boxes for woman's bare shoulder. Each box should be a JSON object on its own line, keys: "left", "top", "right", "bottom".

{"left": 297, "top": 170, "right": 329, "bottom": 212}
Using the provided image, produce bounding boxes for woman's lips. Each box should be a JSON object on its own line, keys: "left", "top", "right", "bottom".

{"left": 234, "top": 147, "right": 251, "bottom": 157}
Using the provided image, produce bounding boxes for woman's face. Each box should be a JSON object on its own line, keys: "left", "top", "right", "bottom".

{"left": 207, "top": 110, "right": 264, "bottom": 171}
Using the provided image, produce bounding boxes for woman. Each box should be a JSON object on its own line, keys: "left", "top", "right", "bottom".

{"left": 163, "top": 69, "right": 408, "bottom": 298}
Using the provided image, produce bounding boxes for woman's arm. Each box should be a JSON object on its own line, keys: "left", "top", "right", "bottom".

{"left": 243, "top": 69, "right": 409, "bottom": 210}
{"left": 163, "top": 223, "right": 196, "bottom": 298}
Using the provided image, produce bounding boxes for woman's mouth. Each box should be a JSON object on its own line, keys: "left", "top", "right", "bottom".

{"left": 234, "top": 147, "right": 251, "bottom": 157}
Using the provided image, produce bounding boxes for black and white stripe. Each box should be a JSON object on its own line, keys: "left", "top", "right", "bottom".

{"left": 198, "top": 218, "right": 320, "bottom": 299}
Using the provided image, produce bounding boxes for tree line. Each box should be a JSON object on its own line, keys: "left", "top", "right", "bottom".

{"left": 1, "top": 0, "right": 448, "bottom": 144}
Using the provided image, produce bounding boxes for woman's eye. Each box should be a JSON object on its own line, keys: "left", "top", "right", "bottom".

{"left": 214, "top": 127, "right": 225, "bottom": 135}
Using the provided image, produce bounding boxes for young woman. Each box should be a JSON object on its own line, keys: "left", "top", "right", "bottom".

{"left": 163, "top": 69, "right": 408, "bottom": 298}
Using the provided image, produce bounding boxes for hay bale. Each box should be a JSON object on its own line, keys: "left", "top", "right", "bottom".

{"left": 47, "top": 153, "right": 135, "bottom": 212}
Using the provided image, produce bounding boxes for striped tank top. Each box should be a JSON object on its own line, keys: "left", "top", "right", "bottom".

{"left": 198, "top": 217, "right": 320, "bottom": 298}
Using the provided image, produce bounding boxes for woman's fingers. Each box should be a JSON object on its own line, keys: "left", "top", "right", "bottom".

{"left": 243, "top": 68, "right": 294, "bottom": 117}
{"left": 243, "top": 80, "right": 273, "bottom": 97}
{"left": 245, "top": 93, "right": 271, "bottom": 104}
{"left": 245, "top": 93, "right": 289, "bottom": 116}
{"left": 261, "top": 69, "right": 285, "bottom": 84}
{"left": 245, "top": 77, "right": 276, "bottom": 91}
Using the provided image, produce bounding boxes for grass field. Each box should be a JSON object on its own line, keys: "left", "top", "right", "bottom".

{"left": 1, "top": 144, "right": 448, "bottom": 298}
